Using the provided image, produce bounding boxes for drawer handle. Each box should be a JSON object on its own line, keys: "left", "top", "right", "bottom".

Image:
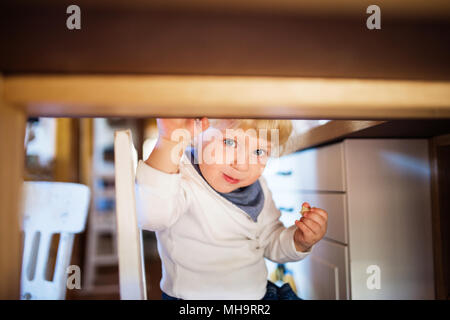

{"left": 276, "top": 170, "right": 293, "bottom": 176}
{"left": 279, "top": 207, "right": 294, "bottom": 213}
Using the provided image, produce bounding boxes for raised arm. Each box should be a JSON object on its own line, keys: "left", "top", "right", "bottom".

{"left": 145, "top": 118, "right": 209, "bottom": 173}
{"left": 135, "top": 117, "right": 209, "bottom": 231}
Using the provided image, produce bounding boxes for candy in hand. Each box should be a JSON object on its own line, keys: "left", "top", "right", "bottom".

{"left": 300, "top": 204, "right": 310, "bottom": 215}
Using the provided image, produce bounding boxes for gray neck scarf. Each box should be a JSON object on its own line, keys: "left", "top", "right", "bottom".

{"left": 185, "top": 146, "right": 265, "bottom": 222}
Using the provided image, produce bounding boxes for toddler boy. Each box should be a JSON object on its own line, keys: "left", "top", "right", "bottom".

{"left": 135, "top": 118, "right": 328, "bottom": 299}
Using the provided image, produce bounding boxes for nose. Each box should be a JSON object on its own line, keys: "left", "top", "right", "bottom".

{"left": 231, "top": 160, "right": 249, "bottom": 172}
{"left": 231, "top": 147, "right": 249, "bottom": 172}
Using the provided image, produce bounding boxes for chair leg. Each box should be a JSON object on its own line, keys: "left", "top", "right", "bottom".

{"left": 54, "top": 233, "right": 75, "bottom": 299}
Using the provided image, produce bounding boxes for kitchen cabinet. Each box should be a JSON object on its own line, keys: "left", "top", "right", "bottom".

{"left": 264, "top": 139, "right": 435, "bottom": 299}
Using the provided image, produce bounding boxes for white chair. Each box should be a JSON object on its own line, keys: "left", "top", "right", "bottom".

{"left": 114, "top": 129, "right": 147, "bottom": 300}
{"left": 21, "top": 181, "right": 90, "bottom": 300}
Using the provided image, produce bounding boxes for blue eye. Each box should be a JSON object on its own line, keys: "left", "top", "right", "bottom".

{"left": 254, "top": 149, "right": 266, "bottom": 156}
{"left": 224, "top": 138, "right": 236, "bottom": 148}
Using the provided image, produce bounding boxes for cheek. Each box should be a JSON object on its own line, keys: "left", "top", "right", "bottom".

{"left": 254, "top": 163, "right": 266, "bottom": 175}
{"left": 244, "top": 164, "right": 265, "bottom": 183}
{"left": 200, "top": 163, "right": 225, "bottom": 183}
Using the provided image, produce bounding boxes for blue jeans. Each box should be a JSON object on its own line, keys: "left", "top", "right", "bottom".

{"left": 162, "top": 281, "right": 301, "bottom": 300}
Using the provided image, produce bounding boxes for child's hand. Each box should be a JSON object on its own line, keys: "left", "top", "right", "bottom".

{"left": 157, "top": 117, "right": 209, "bottom": 143}
{"left": 293, "top": 202, "right": 328, "bottom": 252}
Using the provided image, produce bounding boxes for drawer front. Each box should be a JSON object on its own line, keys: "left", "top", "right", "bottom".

{"left": 270, "top": 191, "right": 303, "bottom": 229}
{"left": 263, "top": 142, "right": 346, "bottom": 192}
{"left": 271, "top": 191, "right": 348, "bottom": 245}
{"left": 262, "top": 154, "right": 299, "bottom": 190}
{"left": 295, "top": 239, "right": 349, "bottom": 300}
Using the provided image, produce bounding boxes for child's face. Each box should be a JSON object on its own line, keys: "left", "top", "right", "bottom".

{"left": 197, "top": 126, "right": 271, "bottom": 193}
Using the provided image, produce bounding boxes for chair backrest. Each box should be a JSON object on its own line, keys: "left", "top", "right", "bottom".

{"left": 114, "top": 129, "right": 147, "bottom": 300}
{"left": 21, "top": 181, "right": 90, "bottom": 300}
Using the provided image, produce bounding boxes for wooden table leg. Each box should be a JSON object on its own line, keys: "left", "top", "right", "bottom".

{"left": 0, "top": 95, "right": 26, "bottom": 299}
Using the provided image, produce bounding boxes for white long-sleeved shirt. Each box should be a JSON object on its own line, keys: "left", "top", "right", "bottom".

{"left": 135, "top": 148, "right": 312, "bottom": 300}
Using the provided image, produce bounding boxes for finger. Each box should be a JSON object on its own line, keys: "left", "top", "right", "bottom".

{"left": 191, "top": 118, "right": 206, "bottom": 138}
{"left": 303, "top": 211, "right": 326, "bottom": 226}
{"left": 310, "top": 207, "right": 328, "bottom": 220}
{"left": 301, "top": 202, "right": 311, "bottom": 209}
{"left": 201, "top": 117, "right": 210, "bottom": 131}
{"left": 193, "top": 117, "right": 209, "bottom": 132}
{"left": 193, "top": 118, "right": 202, "bottom": 132}
{"left": 300, "top": 202, "right": 311, "bottom": 215}
{"left": 295, "top": 219, "right": 314, "bottom": 238}
{"left": 300, "top": 217, "right": 322, "bottom": 235}
{"left": 294, "top": 221, "right": 315, "bottom": 245}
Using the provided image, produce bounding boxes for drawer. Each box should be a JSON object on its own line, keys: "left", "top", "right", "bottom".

{"left": 271, "top": 191, "right": 348, "bottom": 245}
{"left": 295, "top": 239, "right": 349, "bottom": 300}
{"left": 263, "top": 142, "right": 346, "bottom": 192}
{"left": 262, "top": 154, "right": 299, "bottom": 190}
{"left": 270, "top": 191, "right": 303, "bottom": 230}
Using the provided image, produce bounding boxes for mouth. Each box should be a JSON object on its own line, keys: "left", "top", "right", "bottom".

{"left": 222, "top": 173, "right": 240, "bottom": 184}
